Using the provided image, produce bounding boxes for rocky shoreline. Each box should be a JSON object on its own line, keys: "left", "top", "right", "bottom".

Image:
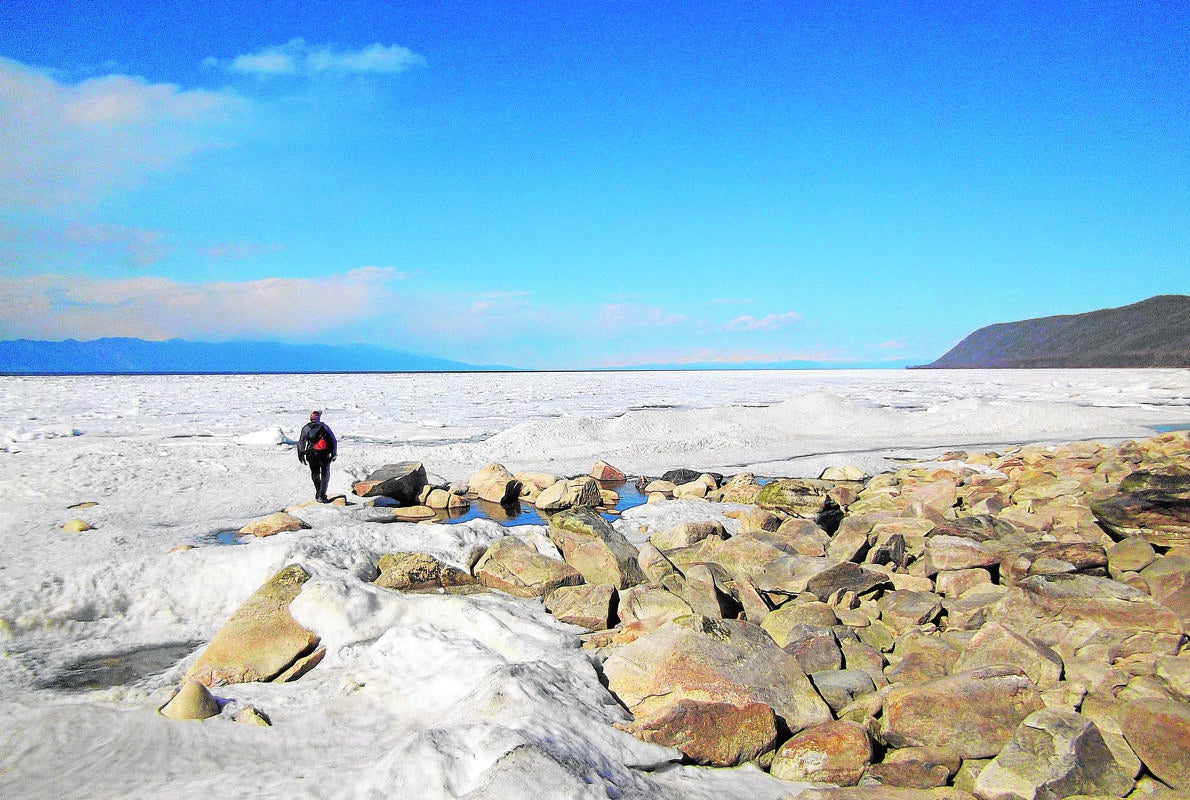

{"left": 168, "top": 430, "right": 1190, "bottom": 799}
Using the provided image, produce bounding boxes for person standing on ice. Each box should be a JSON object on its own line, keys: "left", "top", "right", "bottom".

{"left": 297, "top": 410, "right": 337, "bottom": 503}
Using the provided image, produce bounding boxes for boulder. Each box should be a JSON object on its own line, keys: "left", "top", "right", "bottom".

{"left": 952, "top": 621, "right": 1063, "bottom": 691}
{"left": 469, "top": 463, "right": 524, "bottom": 505}
{"left": 1119, "top": 699, "right": 1190, "bottom": 790}
{"left": 973, "top": 709, "right": 1133, "bottom": 800}
{"left": 185, "top": 564, "right": 322, "bottom": 686}
{"left": 620, "top": 699, "right": 778, "bottom": 767}
{"left": 805, "top": 562, "right": 890, "bottom": 601}
{"left": 785, "top": 626, "right": 844, "bottom": 673}
{"left": 661, "top": 468, "right": 717, "bottom": 486}
{"left": 650, "top": 520, "right": 727, "bottom": 552}
{"left": 1092, "top": 486, "right": 1190, "bottom": 547}
{"left": 158, "top": 680, "right": 221, "bottom": 720}
{"left": 602, "top": 616, "right": 832, "bottom": 741}
{"left": 757, "top": 478, "right": 841, "bottom": 528}
{"left": 589, "top": 460, "right": 626, "bottom": 481}
{"left": 810, "top": 668, "right": 877, "bottom": 713}
{"left": 821, "top": 465, "right": 866, "bottom": 482}
{"left": 548, "top": 507, "right": 643, "bottom": 589}
{"left": 881, "top": 666, "right": 1044, "bottom": 758}
{"left": 682, "top": 563, "right": 737, "bottom": 619}
{"left": 61, "top": 518, "right": 93, "bottom": 532}
{"left": 354, "top": 462, "right": 428, "bottom": 504}
{"left": 543, "top": 583, "right": 616, "bottom": 630}
{"left": 989, "top": 574, "right": 1183, "bottom": 661}
{"left": 761, "top": 601, "right": 839, "bottom": 647}
{"left": 617, "top": 583, "right": 693, "bottom": 630}
{"left": 534, "top": 476, "right": 602, "bottom": 514}
{"left": 714, "top": 473, "right": 764, "bottom": 504}
{"left": 238, "top": 512, "right": 310, "bottom": 537}
{"left": 472, "top": 536, "right": 583, "bottom": 598}
{"left": 770, "top": 719, "right": 872, "bottom": 785}
{"left": 375, "top": 551, "right": 479, "bottom": 593}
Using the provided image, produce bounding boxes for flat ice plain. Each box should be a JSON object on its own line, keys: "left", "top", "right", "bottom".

{"left": 1, "top": 368, "right": 1188, "bottom": 799}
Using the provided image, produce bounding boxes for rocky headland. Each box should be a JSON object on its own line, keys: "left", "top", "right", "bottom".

{"left": 918, "top": 294, "right": 1190, "bottom": 369}
{"left": 173, "top": 430, "right": 1190, "bottom": 799}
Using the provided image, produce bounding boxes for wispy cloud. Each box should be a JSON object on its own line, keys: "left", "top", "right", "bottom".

{"left": 0, "top": 220, "right": 171, "bottom": 269}
{"left": 0, "top": 56, "right": 243, "bottom": 210}
{"left": 201, "top": 241, "right": 284, "bottom": 260}
{"left": 724, "top": 311, "right": 803, "bottom": 332}
{"left": 597, "top": 303, "right": 687, "bottom": 330}
{"left": 208, "top": 39, "right": 426, "bottom": 78}
{"left": 878, "top": 339, "right": 908, "bottom": 349}
{"left": 598, "top": 347, "right": 844, "bottom": 368}
{"left": 0, "top": 267, "right": 398, "bottom": 341}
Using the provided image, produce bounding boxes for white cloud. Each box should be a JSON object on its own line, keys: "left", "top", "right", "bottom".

{"left": 0, "top": 56, "right": 243, "bottom": 210}
{"left": 724, "top": 311, "right": 803, "bottom": 332}
{"left": 212, "top": 39, "right": 426, "bottom": 78}
{"left": 0, "top": 267, "right": 397, "bottom": 341}
{"left": 879, "top": 339, "right": 908, "bottom": 349}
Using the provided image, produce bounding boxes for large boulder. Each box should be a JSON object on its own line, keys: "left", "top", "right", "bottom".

{"left": 548, "top": 507, "right": 643, "bottom": 589}
{"left": 543, "top": 583, "right": 615, "bottom": 631}
{"left": 1119, "top": 699, "right": 1190, "bottom": 790}
{"left": 757, "top": 478, "right": 842, "bottom": 528}
{"left": 185, "top": 564, "right": 323, "bottom": 686}
{"left": 534, "top": 476, "right": 602, "bottom": 514}
{"left": 973, "top": 709, "right": 1133, "bottom": 800}
{"left": 770, "top": 719, "right": 872, "bottom": 786}
{"left": 1092, "top": 478, "right": 1190, "bottom": 547}
{"left": 619, "top": 699, "right": 778, "bottom": 767}
{"left": 881, "top": 666, "right": 1044, "bottom": 758}
{"left": 374, "top": 551, "right": 479, "bottom": 593}
{"left": 472, "top": 536, "right": 583, "bottom": 598}
{"left": 952, "top": 621, "right": 1064, "bottom": 691}
{"left": 602, "top": 616, "right": 832, "bottom": 756}
{"left": 469, "top": 463, "right": 523, "bottom": 505}
{"left": 989, "top": 574, "right": 1183, "bottom": 661}
{"left": 353, "top": 462, "right": 428, "bottom": 504}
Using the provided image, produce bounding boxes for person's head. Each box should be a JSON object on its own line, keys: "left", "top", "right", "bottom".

{"left": 310, "top": 410, "right": 322, "bottom": 421}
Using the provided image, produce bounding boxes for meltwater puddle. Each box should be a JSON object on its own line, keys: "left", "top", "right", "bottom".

{"left": 438, "top": 479, "right": 650, "bottom": 527}
{"left": 39, "top": 642, "right": 202, "bottom": 692}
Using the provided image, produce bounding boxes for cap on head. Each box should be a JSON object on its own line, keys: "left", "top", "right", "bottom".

{"left": 310, "top": 410, "right": 322, "bottom": 420}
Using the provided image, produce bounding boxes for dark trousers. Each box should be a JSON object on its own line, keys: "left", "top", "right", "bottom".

{"left": 307, "top": 455, "right": 332, "bottom": 500}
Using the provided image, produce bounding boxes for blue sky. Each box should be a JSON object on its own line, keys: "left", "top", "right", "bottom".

{"left": 1, "top": 2, "right": 1187, "bottom": 368}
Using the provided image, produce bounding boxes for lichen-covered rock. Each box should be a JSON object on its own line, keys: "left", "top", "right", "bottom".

{"left": 375, "top": 551, "right": 479, "bottom": 593}
{"left": 472, "top": 536, "right": 583, "bottom": 598}
{"left": 548, "top": 507, "right": 643, "bottom": 589}
{"left": 650, "top": 520, "right": 726, "bottom": 552}
{"left": 534, "top": 476, "right": 602, "bottom": 514}
{"left": 185, "top": 564, "right": 321, "bottom": 686}
{"left": 953, "top": 621, "right": 1064, "bottom": 691}
{"left": 602, "top": 616, "right": 831, "bottom": 743}
{"left": 770, "top": 719, "right": 872, "bottom": 785}
{"left": 881, "top": 666, "right": 1044, "bottom": 758}
{"left": 620, "top": 699, "right": 778, "bottom": 767}
{"left": 1092, "top": 482, "right": 1190, "bottom": 547}
{"left": 973, "top": 709, "right": 1133, "bottom": 800}
{"left": 1119, "top": 699, "right": 1190, "bottom": 790}
{"left": 543, "top": 583, "right": 615, "bottom": 630}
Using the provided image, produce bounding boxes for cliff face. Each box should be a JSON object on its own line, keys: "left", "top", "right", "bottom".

{"left": 919, "top": 295, "right": 1190, "bottom": 369}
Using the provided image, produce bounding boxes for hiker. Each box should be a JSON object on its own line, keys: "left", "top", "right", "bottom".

{"left": 297, "top": 410, "right": 337, "bottom": 503}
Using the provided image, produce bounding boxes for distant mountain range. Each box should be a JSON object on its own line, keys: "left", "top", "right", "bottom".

{"left": 0, "top": 338, "right": 507, "bottom": 374}
{"left": 918, "top": 295, "right": 1190, "bottom": 369}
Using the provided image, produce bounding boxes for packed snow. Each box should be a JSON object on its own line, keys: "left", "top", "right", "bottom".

{"left": 0, "top": 368, "right": 1187, "bottom": 798}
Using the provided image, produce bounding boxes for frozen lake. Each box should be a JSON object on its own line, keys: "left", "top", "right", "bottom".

{"left": 1, "top": 368, "right": 1188, "bottom": 799}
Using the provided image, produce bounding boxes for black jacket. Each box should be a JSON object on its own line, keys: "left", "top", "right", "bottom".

{"left": 298, "top": 420, "right": 337, "bottom": 460}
